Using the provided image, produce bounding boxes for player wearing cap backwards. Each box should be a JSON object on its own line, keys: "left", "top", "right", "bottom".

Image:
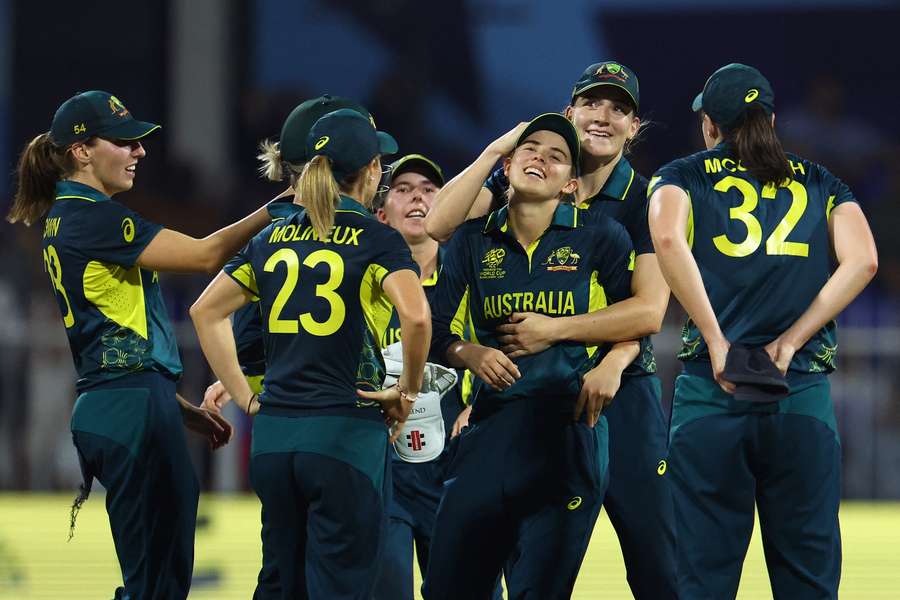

{"left": 201, "top": 94, "right": 379, "bottom": 599}
{"left": 425, "top": 62, "right": 676, "bottom": 599}
{"left": 423, "top": 113, "right": 635, "bottom": 599}
{"left": 191, "top": 109, "right": 430, "bottom": 599}
{"left": 3, "top": 90, "right": 298, "bottom": 598}
{"left": 648, "top": 63, "right": 877, "bottom": 599}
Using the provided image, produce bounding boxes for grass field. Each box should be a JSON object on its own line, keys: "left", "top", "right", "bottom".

{"left": 0, "top": 494, "right": 897, "bottom": 598}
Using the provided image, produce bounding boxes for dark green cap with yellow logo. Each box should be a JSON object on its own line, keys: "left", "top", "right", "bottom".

{"left": 515, "top": 113, "right": 581, "bottom": 175}
{"left": 306, "top": 109, "right": 398, "bottom": 180}
{"left": 692, "top": 63, "right": 774, "bottom": 129}
{"left": 572, "top": 61, "right": 640, "bottom": 112}
{"left": 388, "top": 154, "right": 445, "bottom": 187}
{"left": 50, "top": 91, "right": 160, "bottom": 146}
{"left": 280, "top": 95, "right": 372, "bottom": 164}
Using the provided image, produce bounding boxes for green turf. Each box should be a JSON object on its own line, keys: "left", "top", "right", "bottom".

{"left": 0, "top": 494, "right": 896, "bottom": 598}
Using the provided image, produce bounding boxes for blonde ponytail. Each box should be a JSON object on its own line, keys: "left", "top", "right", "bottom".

{"left": 8, "top": 133, "right": 74, "bottom": 226}
{"left": 256, "top": 139, "right": 284, "bottom": 182}
{"left": 298, "top": 155, "right": 341, "bottom": 240}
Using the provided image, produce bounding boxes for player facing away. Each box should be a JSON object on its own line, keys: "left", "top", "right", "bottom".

{"left": 648, "top": 63, "right": 877, "bottom": 599}
{"left": 425, "top": 62, "right": 676, "bottom": 599}
{"left": 190, "top": 109, "right": 431, "bottom": 599}
{"left": 423, "top": 113, "right": 635, "bottom": 599}
{"left": 4, "top": 90, "right": 291, "bottom": 598}
{"left": 202, "top": 93, "right": 379, "bottom": 600}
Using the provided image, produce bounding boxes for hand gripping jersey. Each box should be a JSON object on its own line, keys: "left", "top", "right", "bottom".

{"left": 485, "top": 158, "right": 656, "bottom": 375}
{"left": 224, "top": 196, "right": 418, "bottom": 419}
{"left": 431, "top": 202, "right": 634, "bottom": 413}
{"left": 648, "top": 142, "right": 857, "bottom": 374}
{"left": 41, "top": 181, "right": 181, "bottom": 391}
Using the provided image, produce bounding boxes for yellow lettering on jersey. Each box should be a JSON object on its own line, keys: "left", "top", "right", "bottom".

{"left": 704, "top": 158, "right": 722, "bottom": 174}
{"left": 43, "top": 217, "right": 61, "bottom": 239}
{"left": 269, "top": 225, "right": 285, "bottom": 243}
{"left": 381, "top": 327, "right": 402, "bottom": 347}
{"left": 152, "top": 271, "right": 159, "bottom": 283}
{"left": 483, "top": 291, "right": 575, "bottom": 319}
{"left": 720, "top": 158, "right": 747, "bottom": 173}
{"left": 789, "top": 160, "right": 805, "bottom": 175}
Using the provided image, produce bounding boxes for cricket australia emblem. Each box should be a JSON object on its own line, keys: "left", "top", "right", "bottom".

{"left": 543, "top": 246, "right": 580, "bottom": 272}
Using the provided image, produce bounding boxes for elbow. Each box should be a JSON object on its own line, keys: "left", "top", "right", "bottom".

{"left": 651, "top": 232, "right": 679, "bottom": 254}
{"left": 188, "top": 300, "right": 207, "bottom": 325}
{"left": 423, "top": 217, "right": 450, "bottom": 244}
{"left": 644, "top": 306, "right": 665, "bottom": 336}
{"left": 863, "top": 255, "right": 878, "bottom": 281}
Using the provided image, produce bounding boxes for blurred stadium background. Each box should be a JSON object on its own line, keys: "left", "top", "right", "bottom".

{"left": 1, "top": 0, "right": 898, "bottom": 597}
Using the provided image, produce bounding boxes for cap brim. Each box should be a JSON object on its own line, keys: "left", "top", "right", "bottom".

{"left": 390, "top": 154, "right": 444, "bottom": 187}
{"left": 572, "top": 82, "right": 638, "bottom": 112}
{"left": 517, "top": 113, "right": 580, "bottom": 172}
{"left": 100, "top": 119, "right": 161, "bottom": 141}
{"left": 377, "top": 131, "right": 398, "bottom": 156}
{"left": 691, "top": 93, "right": 704, "bottom": 113}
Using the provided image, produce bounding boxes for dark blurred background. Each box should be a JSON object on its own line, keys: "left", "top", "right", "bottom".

{"left": 1, "top": 0, "right": 898, "bottom": 498}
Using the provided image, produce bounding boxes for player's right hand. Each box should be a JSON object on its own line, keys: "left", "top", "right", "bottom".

{"left": 459, "top": 344, "right": 521, "bottom": 391}
{"left": 707, "top": 336, "right": 736, "bottom": 394}
{"left": 451, "top": 405, "right": 473, "bottom": 438}
{"left": 202, "top": 380, "right": 232, "bottom": 413}
{"left": 357, "top": 386, "right": 414, "bottom": 444}
{"left": 486, "top": 122, "right": 530, "bottom": 157}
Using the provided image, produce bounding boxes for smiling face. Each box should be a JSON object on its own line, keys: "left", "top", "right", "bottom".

{"left": 376, "top": 170, "right": 439, "bottom": 243}
{"left": 565, "top": 87, "right": 639, "bottom": 163}
{"left": 504, "top": 129, "right": 577, "bottom": 201}
{"left": 71, "top": 137, "right": 146, "bottom": 196}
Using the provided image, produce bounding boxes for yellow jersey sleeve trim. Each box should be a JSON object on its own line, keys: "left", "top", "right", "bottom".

{"left": 229, "top": 263, "right": 260, "bottom": 300}
{"left": 826, "top": 195, "right": 836, "bottom": 220}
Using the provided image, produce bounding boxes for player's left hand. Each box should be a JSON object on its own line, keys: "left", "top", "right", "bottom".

{"left": 574, "top": 361, "right": 623, "bottom": 427}
{"left": 177, "top": 394, "right": 234, "bottom": 449}
{"left": 764, "top": 337, "right": 796, "bottom": 375}
{"left": 357, "top": 386, "right": 413, "bottom": 444}
{"left": 497, "top": 312, "right": 557, "bottom": 358}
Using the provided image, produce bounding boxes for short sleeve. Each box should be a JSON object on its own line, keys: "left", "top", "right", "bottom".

{"left": 647, "top": 158, "right": 691, "bottom": 199}
{"left": 224, "top": 248, "right": 260, "bottom": 300}
{"left": 77, "top": 201, "right": 163, "bottom": 268}
{"left": 820, "top": 165, "right": 857, "bottom": 219}
{"left": 372, "top": 226, "right": 420, "bottom": 283}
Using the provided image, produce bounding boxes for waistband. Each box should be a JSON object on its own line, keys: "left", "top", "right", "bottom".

{"left": 682, "top": 360, "right": 826, "bottom": 388}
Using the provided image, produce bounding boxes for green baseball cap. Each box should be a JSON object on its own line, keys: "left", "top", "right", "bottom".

{"left": 279, "top": 95, "right": 372, "bottom": 164}
{"left": 388, "top": 154, "right": 444, "bottom": 187}
{"left": 571, "top": 61, "right": 640, "bottom": 112}
{"left": 692, "top": 63, "right": 774, "bottom": 129}
{"left": 306, "top": 109, "right": 398, "bottom": 180}
{"left": 50, "top": 91, "right": 160, "bottom": 146}
{"left": 515, "top": 113, "right": 581, "bottom": 175}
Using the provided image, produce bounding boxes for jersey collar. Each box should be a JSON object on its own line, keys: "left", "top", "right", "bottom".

{"left": 482, "top": 201, "right": 580, "bottom": 234}
{"left": 54, "top": 180, "right": 111, "bottom": 203}
{"left": 580, "top": 156, "right": 635, "bottom": 207}
{"left": 335, "top": 195, "right": 373, "bottom": 218}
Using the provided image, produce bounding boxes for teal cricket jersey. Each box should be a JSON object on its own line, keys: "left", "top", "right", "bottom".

{"left": 224, "top": 196, "right": 418, "bottom": 420}
{"left": 485, "top": 157, "right": 656, "bottom": 375}
{"left": 648, "top": 142, "right": 857, "bottom": 375}
{"left": 41, "top": 181, "right": 181, "bottom": 391}
{"left": 431, "top": 202, "right": 634, "bottom": 413}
